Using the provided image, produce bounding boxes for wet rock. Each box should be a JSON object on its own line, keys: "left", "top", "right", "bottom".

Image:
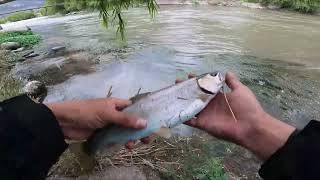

{"left": 25, "top": 53, "right": 39, "bottom": 58}
{"left": 22, "top": 51, "right": 35, "bottom": 57}
{"left": 23, "top": 81, "right": 47, "bottom": 103}
{"left": 1, "top": 42, "right": 21, "bottom": 50}
{"left": 241, "top": 2, "right": 265, "bottom": 9}
{"left": 47, "top": 46, "right": 66, "bottom": 57}
{"left": 267, "top": 5, "right": 281, "bottom": 10}
{"left": 0, "top": 25, "right": 2, "bottom": 30}
{"left": 12, "top": 47, "right": 25, "bottom": 53}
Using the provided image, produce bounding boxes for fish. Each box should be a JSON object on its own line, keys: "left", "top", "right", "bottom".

{"left": 86, "top": 72, "right": 225, "bottom": 154}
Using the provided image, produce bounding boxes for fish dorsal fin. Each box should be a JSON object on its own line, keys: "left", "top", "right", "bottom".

{"left": 130, "top": 92, "right": 151, "bottom": 103}
{"left": 155, "top": 127, "right": 172, "bottom": 139}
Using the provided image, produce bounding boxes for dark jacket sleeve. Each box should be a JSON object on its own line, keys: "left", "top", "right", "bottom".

{"left": 0, "top": 95, "right": 68, "bottom": 180}
{"left": 259, "top": 120, "right": 320, "bottom": 180}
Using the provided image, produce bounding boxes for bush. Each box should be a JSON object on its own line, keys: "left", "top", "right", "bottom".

{"left": 243, "top": 0, "right": 320, "bottom": 13}
{"left": 0, "top": 31, "right": 41, "bottom": 47}
{"left": 0, "top": 11, "right": 37, "bottom": 24}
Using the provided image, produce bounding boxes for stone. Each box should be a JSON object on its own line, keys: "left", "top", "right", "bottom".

{"left": 84, "top": 166, "right": 148, "bottom": 180}
{"left": 12, "top": 47, "right": 25, "bottom": 53}
{"left": 267, "top": 5, "right": 281, "bottom": 10}
{"left": 23, "top": 81, "right": 47, "bottom": 102}
{"left": 47, "top": 46, "right": 66, "bottom": 57}
{"left": 24, "top": 53, "right": 39, "bottom": 58}
{"left": 0, "top": 25, "right": 2, "bottom": 30}
{"left": 0, "top": 42, "right": 21, "bottom": 50}
{"left": 22, "top": 51, "right": 35, "bottom": 57}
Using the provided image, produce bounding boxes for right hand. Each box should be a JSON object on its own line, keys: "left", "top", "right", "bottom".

{"left": 187, "top": 72, "right": 266, "bottom": 143}
{"left": 186, "top": 72, "right": 295, "bottom": 160}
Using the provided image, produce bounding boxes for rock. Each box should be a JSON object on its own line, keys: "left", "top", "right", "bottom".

{"left": 267, "top": 5, "right": 281, "bottom": 10}
{"left": 12, "top": 47, "right": 25, "bottom": 53}
{"left": 51, "top": 46, "right": 66, "bottom": 52}
{"left": 0, "top": 25, "right": 2, "bottom": 30}
{"left": 241, "top": 2, "right": 265, "bottom": 9}
{"left": 83, "top": 166, "right": 148, "bottom": 180}
{"left": 47, "top": 46, "right": 66, "bottom": 57}
{"left": 22, "top": 51, "right": 35, "bottom": 57}
{"left": 0, "top": 26, "right": 31, "bottom": 33}
{"left": 23, "top": 81, "right": 47, "bottom": 102}
{"left": 0, "top": 42, "right": 21, "bottom": 50}
{"left": 25, "top": 53, "right": 39, "bottom": 58}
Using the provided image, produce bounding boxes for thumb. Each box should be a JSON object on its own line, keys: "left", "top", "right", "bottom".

{"left": 108, "top": 111, "right": 147, "bottom": 129}
{"left": 226, "top": 72, "right": 242, "bottom": 90}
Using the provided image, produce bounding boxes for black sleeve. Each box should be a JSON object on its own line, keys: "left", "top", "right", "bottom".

{"left": 259, "top": 120, "right": 320, "bottom": 180}
{"left": 0, "top": 95, "right": 68, "bottom": 180}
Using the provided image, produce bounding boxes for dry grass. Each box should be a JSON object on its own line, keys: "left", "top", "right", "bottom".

{"left": 48, "top": 136, "right": 191, "bottom": 178}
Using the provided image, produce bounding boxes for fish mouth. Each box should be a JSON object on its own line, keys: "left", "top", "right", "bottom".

{"left": 197, "top": 72, "right": 224, "bottom": 94}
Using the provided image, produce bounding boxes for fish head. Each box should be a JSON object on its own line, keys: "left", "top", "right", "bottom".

{"left": 197, "top": 72, "right": 225, "bottom": 95}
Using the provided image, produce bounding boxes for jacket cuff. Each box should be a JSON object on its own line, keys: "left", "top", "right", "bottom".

{"left": 1, "top": 95, "right": 67, "bottom": 147}
{"left": 0, "top": 95, "right": 68, "bottom": 176}
{"left": 259, "top": 120, "right": 320, "bottom": 180}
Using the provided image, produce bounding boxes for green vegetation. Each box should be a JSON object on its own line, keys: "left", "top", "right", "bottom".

{"left": 0, "top": 31, "right": 41, "bottom": 47}
{"left": 160, "top": 137, "right": 229, "bottom": 180}
{"left": 0, "top": 11, "right": 37, "bottom": 24}
{"left": 243, "top": 0, "right": 320, "bottom": 13}
{"left": 0, "top": 50, "right": 21, "bottom": 101}
{"left": 41, "top": 0, "right": 158, "bottom": 39}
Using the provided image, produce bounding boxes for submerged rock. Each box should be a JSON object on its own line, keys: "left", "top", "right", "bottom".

{"left": 23, "top": 81, "right": 47, "bottom": 103}
{"left": 1, "top": 42, "right": 21, "bottom": 50}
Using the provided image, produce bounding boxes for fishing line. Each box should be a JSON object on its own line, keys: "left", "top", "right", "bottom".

{"left": 222, "top": 85, "right": 238, "bottom": 123}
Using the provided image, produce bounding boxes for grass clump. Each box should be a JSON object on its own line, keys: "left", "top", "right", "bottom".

{"left": 0, "top": 50, "right": 21, "bottom": 101}
{"left": 0, "top": 31, "right": 41, "bottom": 47}
{"left": 0, "top": 11, "right": 37, "bottom": 24}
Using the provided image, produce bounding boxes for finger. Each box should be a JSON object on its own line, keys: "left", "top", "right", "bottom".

{"left": 141, "top": 137, "right": 150, "bottom": 144}
{"left": 111, "top": 98, "right": 132, "bottom": 110}
{"left": 109, "top": 111, "right": 147, "bottom": 129}
{"left": 125, "top": 141, "right": 136, "bottom": 150}
{"left": 225, "top": 72, "right": 242, "bottom": 90}
{"left": 63, "top": 127, "right": 93, "bottom": 141}
{"left": 184, "top": 117, "right": 198, "bottom": 128}
{"left": 175, "top": 79, "right": 183, "bottom": 84}
{"left": 188, "top": 73, "right": 196, "bottom": 79}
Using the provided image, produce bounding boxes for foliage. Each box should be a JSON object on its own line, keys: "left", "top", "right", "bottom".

{"left": 0, "top": 11, "right": 37, "bottom": 24}
{"left": 242, "top": 0, "right": 320, "bottom": 13}
{"left": 192, "top": 158, "right": 226, "bottom": 180}
{"left": 41, "top": 0, "right": 158, "bottom": 39}
{"left": 0, "top": 31, "right": 41, "bottom": 47}
{"left": 0, "top": 50, "right": 21, "bottom": 101}
{"left": 160, "top": 138, "right": 229, "bottom": 180}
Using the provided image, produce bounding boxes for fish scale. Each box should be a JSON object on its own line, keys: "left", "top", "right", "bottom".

{"left": 87, "top": 72, "right": 225, "bottom": 154}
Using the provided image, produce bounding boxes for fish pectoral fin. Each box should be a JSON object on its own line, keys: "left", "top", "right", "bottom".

{"left": 155, "top": 127, "right": 172, "bottom": 139}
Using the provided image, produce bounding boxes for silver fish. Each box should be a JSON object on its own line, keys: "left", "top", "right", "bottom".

{"left": 87, "top": 72, "right": 225, "bottom": 154}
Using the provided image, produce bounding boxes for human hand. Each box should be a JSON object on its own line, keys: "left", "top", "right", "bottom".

{"left": 46, "top": 98, "right": 147, "bottom": 142}
{"left": 182, "top": 72, "right": 295, "bottom": 160}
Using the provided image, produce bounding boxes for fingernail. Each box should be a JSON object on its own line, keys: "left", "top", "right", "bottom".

{"left": 136, "top": 118, "right": 147, "bottom": 128}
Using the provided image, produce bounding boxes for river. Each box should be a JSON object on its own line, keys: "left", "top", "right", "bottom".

{"left": 4, "top": 5, "right": 320, "bottom": 178}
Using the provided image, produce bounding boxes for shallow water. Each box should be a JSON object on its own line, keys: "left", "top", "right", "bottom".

{"left": 13, "top": 6, "right": 318, "bottom": 128}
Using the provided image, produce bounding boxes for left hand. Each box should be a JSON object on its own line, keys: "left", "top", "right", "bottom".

{"left": 46, "top": 98, "right": 148, "bottom": 142}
